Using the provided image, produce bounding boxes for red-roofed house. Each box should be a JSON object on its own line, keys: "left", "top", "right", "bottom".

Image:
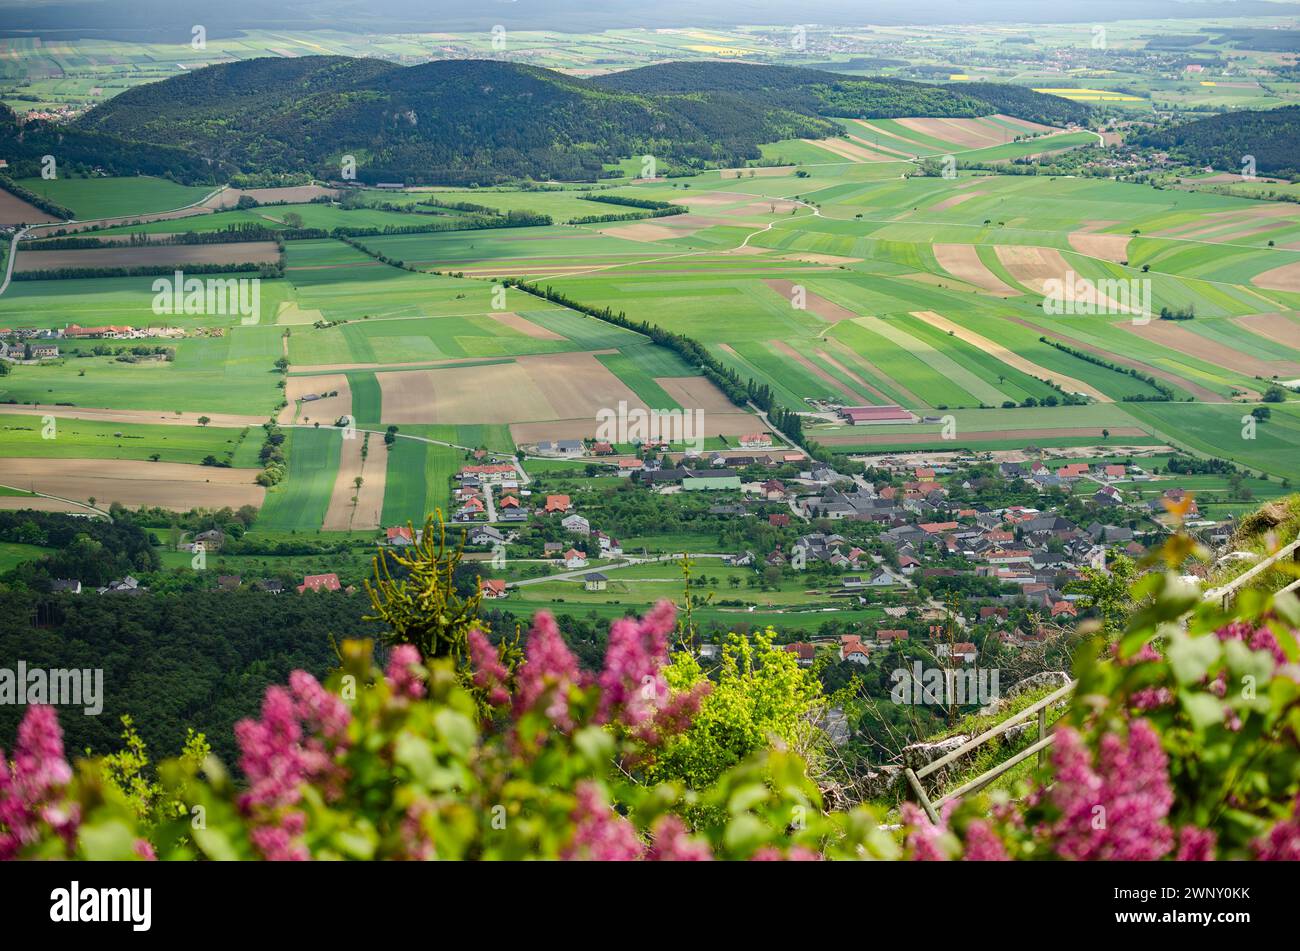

{"left": 877, "top": 629, "right": 909, "bottom": 643}
{"left": 920, "top": 521, "right": 959, "bottom": 534}
{"left": 739, "top": 433, "right": 773, "bottom": 448}
{"left": 1102, "top": 464, "right": 1127, "bottom": 480}
{"left": 785, "top": 642, "right": 816, "bottom": 666}
{"left": 769, "top": 513, "right": 790, "bottom": 528}
{"left": 563, "top": 548, "right": 588, "bottom": 569}
{"left": 385, "top": 525, "right": 414, "bottom": 546}
{"left": 545, "top": 494, "right": 573, "bottom": 514}
{"left": 480, "top": 579, "right": 508, "bottom": 599}
{"left": 915, "top": 467, "right": 936, "bottom": 481}
{"left": 1051, "top": 601, "right": 1078, "bottom": 618}
{"left": 298, "top": 573, "right": 341, "bottom": 594}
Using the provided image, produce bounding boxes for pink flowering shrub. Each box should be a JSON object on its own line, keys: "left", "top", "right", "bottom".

{"left": 900, "top": 572, "right": 1300, "bottom": 861}
{"left": 0, "top": 602, "right": 897, "bottom": 861}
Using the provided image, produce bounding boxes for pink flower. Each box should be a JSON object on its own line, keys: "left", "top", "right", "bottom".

{"left": 647, "top": 815, "right": 713, "bottom": 861}
{"left": 962, "top": 820, "right": 1010, "bottom": 861}
{"left": 468, "top": 627, "right": 511, "bottom": 707}
{"left": 562, "top": 782, "right": 643, "bottom": 861}
{"left": 1176, "top": 826, "right": 1216, "bottom": 861}
{"left": 901, "top": 802, "right": 950, "bottom": 861}
{"left": 750, "top": 845, "right": 821, "bottom": 861}
{"left": 514, "top": 611, "right": 585, "bottom": 731}
{"left": 1216, "top": 620, "right": 1286, "bottom": 667}
{"left": 234, "top": 671, "right": 351, "bottom": 860}
{"left": 385, "top": 645, "right": 426, "bottom": 700}
{"left": 0, "top": 705, "right": 77, "bottom": 859}
{"left": 597, "top": 600, "right": 676, "bottom": 726}
{"left": 1044, "top": 719, "right": 1174, "bottom": 861}
{"left": 134, "top": 838, "right": 158, "bottom": 861}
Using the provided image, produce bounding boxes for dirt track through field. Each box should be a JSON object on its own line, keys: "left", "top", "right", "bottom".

{"left": 0, "top": 457, "right": 265, "bottom": 510}
{"left": 800, "top": 137, "right": 892, "bottom": 163}
{"left": 933, "top": 244, "right": 1017, "bottom": 294}
{"left": 909, "top": 310, "right": 1112, "bottom": 401}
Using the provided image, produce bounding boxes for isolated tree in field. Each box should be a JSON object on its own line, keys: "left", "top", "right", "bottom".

{"left": 198, "top": 416, "right": 210, "bottom": 427}
{"left": 354, "top": 476, "right": 364, "bottom": 490}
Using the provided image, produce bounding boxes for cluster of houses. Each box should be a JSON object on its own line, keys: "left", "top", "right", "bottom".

{"left": 526, "top": 433, "right": 777, "bottom": 460}
{"left": 1, "top": 323, "right": 186, "bottom": 362}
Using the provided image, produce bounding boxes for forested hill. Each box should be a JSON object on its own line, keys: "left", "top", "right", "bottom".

{"left": 73, "top": 57, "right": 1087, "bottom": 186}
{"left": 0, "top": 103, "right": 219, "bottom": 184}
{"left": 594, "top": 61, "right": 1088, "bottom": 126}
{"left": 1135, "top": 105, "right": 1300, "bottom": 179}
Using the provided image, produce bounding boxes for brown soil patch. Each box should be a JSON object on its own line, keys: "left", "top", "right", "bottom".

{"left": 1252, "top": 261, "right": 1300, "bottom": 293}
{"left": 994, "top": 114, "right": 1058, "bottom": 135}
{"left": 378, "top": 362, "right": 552, "bottom": 425}
{"left": 933, "top": 244, "right": 1017, "bottom": 295}
{"left": 930, "top": 191, "right": 983, "bottom": 212}
{"left": 801, "top": 137, "right": 891, "bottom": 163}
{"left": 1068, "top": 232, "right": 1131, "bottom": 263}
{"left": 0, "top": 190, "right": 59, "bottom": 227}
{"left": 322, "top": 433, "right": 385, "bottom": 531}
{"left": 818, "top": 426, "right": 1146, "bottom": 446}
{"left": 283, "top": 373, "right": 351, "bottom": 426}
{"left": 600, "top": 222, "right": 694, "bottom": 242}
{"left": 845, "top": 134, "right": 915, "bottom": 160}
{"left": 655, "top": 376, "right": 742, "bottom": 415}
{"left": 0, "top": 496, "right": 88, "bottom": 513}
{"left": 376, "top": 351, "right": 645, "bottom": 426}
{"left": 1006, "top": 316, "right": 1222, "bottom": 402}
{"left": 715, "top": 200, "right": 801, "bottom": 217}
{"left": 668, "top": 192, "right": 739, "bottom": 208}
{"left": 290, "top": 357, "right": 503, "bottom": 374}
{"left": 16, "top": 241, "right": 281, "bottom": 272}
{"left": 852, "top": 121, "right": 925, "bottom": 155}
{"left": 994, "top": 245, "right": 1136, "bottom": 313}
{"left": 210, "top": 185, "right": 338, "bottom": 209}
{"left": 485, "top": 311, "right": 565, "bottom": 340}
{"left": 897, "top": 118, "right": 1001, "bottom": 150}
{"left": 1121, "top": 320, "right": 1300, "bottom": 377}
{"left": 764, "top": 280, "right": 859, "bottom": 323}
{"left": 1233, "top": 312, "right": 1300, "bottom": 350}
{"left": 779, "top": 252, "right": 861, "bottom": 266}
{"left": 0, "top": 457, "right": 265, "bottom": 510}
{"left": 0, "top": 405, "right": 263, "bottom": 428}
{"left": 720, "top": 166, "right": 795, "bottom": 179}
{"left": 910, "top": 310, "right": 1112, "bottom": 401}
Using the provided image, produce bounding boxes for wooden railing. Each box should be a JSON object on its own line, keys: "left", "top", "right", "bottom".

{"left": 904, "top": 533, "right": 1299, "bottom": 823}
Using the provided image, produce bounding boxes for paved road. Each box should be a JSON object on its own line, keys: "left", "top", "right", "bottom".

{"left": 0, "top": 226, "right": 30, "bottom": 297}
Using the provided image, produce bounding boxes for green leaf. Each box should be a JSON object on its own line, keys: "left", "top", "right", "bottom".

{"left": 1180, "top": 692, "right": 1224, "bottom": 730}
{"left": 1167, "top": 632, "right": 1221, "bottom": 685}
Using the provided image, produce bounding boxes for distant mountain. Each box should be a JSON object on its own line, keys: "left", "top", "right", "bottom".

{"left": 1134, "top": 106, "right": 1300, "bottom": 179}
{"left": 71, "top": 57, "right": 1088, "bottom": 186}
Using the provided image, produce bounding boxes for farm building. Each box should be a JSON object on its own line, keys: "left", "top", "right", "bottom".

{"left": 298, "top": 573, "right": 341, "bottom": 594}
{"left": 836, "top": 405, "right": 917, "bottom": 425}
{"left": 583, "top": 572, "right": 608, "bottom": 592}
